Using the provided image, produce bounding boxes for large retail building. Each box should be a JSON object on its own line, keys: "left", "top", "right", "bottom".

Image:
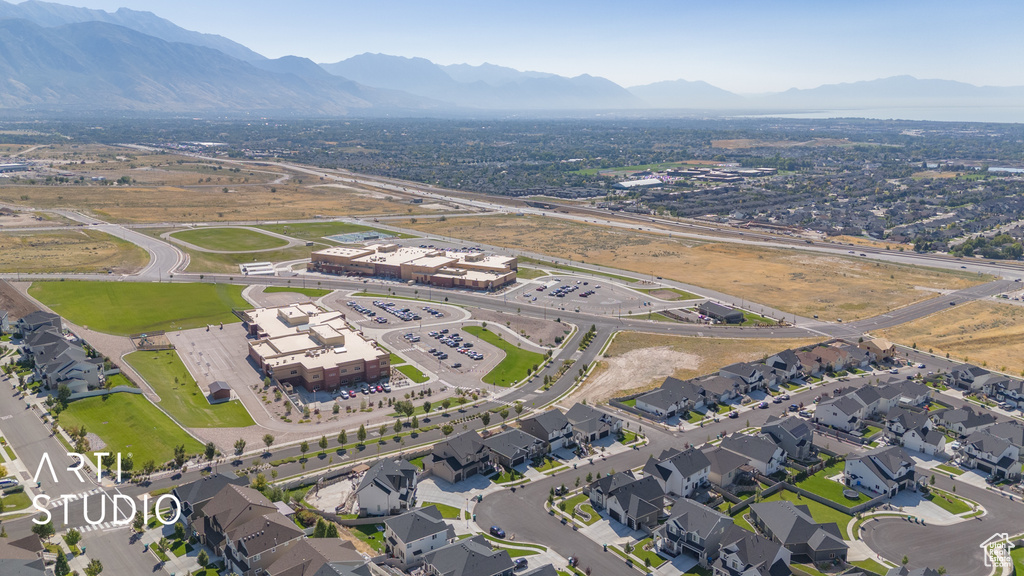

{"left": 307, "top": 244, "right": 517, "bottom": 290}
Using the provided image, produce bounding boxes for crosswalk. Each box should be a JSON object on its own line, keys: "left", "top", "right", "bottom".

{"left": 50, "top": 488, "right": 133, "bottom": 533}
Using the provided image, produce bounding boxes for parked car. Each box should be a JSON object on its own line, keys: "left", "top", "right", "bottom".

{"left": 758, "top": 402, "right": 769, "bottom": 409}
{"left": 451, "top": 362, "right": 462, "bottom": 368}
{"left": 772, "top": 397, "right": 782, "bottom": 404}
{"left": 490, "top": 526, "right": 506, "bottom": 539}
{"left": 798, "top": 410, "right": 812, "bottom": 418}
{"left": 514, "top": 558, "right": 528, "bottom": 571}
{"left": 789, "top": 404, "right": 799, "bottom": 412}
{"left": 728, "top": 411, "right": 739, "bottom": 419}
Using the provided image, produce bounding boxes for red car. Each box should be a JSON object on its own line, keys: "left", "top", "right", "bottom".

{"left": 376, "top": 384, "right": 384, "bottom": 393}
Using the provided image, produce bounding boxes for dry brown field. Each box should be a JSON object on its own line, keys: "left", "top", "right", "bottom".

{"left": 879, "top": 300, "right": 1024, "bottom": 376}
{"left": 0, "top": 229, "right": 148, "bottom": 274}
{"left": 397, "top": 214, "right": 988, "bottom": 321}
{"left": 572, "top": 332, "right": 823, "bottom": 404}
{"left": 711, "top": 138, "right": 853, "bottom": 149}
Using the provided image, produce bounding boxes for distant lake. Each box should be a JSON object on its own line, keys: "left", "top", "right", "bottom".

{"left": 740, "top": 107, "right": 1024, "bottom": 124}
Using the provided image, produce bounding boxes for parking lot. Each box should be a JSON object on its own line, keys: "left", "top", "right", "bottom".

{"left": 503, "top": 274, "right": 659, "bottom": 317}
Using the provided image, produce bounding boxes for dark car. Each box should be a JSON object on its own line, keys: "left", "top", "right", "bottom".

{"left": 789, "top": 404, "right": 799, "bottom": 412}
{"left": 490, "top": 526, "right": 505, "bottom": 539}
{"left": 514, "top": 558, "right": 528, "bottom": 570}
{"left": 728, "top": 411, "right": 739, "bottom": 419}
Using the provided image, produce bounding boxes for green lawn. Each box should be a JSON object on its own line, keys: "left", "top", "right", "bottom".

{"left": 30, "top": 282, "right": 249, "bottom": 335}
{"left": 170, "top": 227, "right": 288, "bottom": 251}
{"left": 352, "top": 525, "right": 385, "bottom": 552}
{"left": 516, "top": 267, "right": 549, "bottom": 280}
{"left": 125, "top": 350, "right": 254, "bottom": 428}
{"left": 852, "top": 558, "right": 890, "bottom": 574}
{"left": 464, "top": 326, "right": 545, "bottom": 387}
{"left": 396, "top": 364, "right": 429, "bottom": 384}
{"left": 0, "top": 490, "right": 31, "bottom": 512}
{"left": 760, "top": 490, "right": 854, "bottom": 539}
{"left": 103, "top": 372, "right": 136, "bottom": 389}
{"left": 635, "top": 287, "right": 701, "bottom": 301}
{"left": 58, "top": 393, "right": 204, "bottom": 465}
{"left": 421, "top": 502, "right": 466, "bottom": 520}
{"left": 257, "top": 222, "right": 416, "bottom": 241}
{"left": 741, "top": 311, "right": 777, "bottom": 326}
{"left": 263, "top": 286, "right": 332, "bottom": 298}
{"left": 862, "top": 425, "right": 883, "bottom": 438}
{"left": 625, "top": 312, "right": 677, "bottom": 322}
{"left": 1011, "top": 545, "right": 1024, "bottom": 576}
{"left": 170, "top": 540, "right": 193, "bottom": 558}
{"left": 389, "top": 353, "right": 406, "bottom": 365}
{"left": 730, "top": 509, "right": 755, "bottom": 532}
{"left": 935, "top": 464, "right": 965, "bottom": 476}
{"left": 408, "top": 456, "right": 424, "bottom": 469}
{"left": 621, "top": 398, "right": 637, "bottom": 407}
{"left": 630, "top": 537, "right": 667, "bottom": 568}
{"left": 793, "top": 463, "right": 868, "bottom": 505}
{"left": 925, "top": 489, "right": 972, "bottom": 515}
{"left": 533, "top": 458, "right": 563, "bottom": 473}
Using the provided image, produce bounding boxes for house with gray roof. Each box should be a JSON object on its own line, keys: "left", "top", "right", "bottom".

{"left": 517, "top": 409, "right": 573, "bottom": 450}
{"left": 383, "top": 505, "right": 456, "bottom": 569}
{"left": 884, "top": 567, "right": 943, "bottom": 576}
{"left": 699, "top": 375, "right": 745, "bottom": 404}
{"left": 634, "top": 376, "right": 707, "bottom": 418}
{"left": 761, "top": 416, "right": 815, "bottom": 462}
{"left": 421, "top": 534, "right": 515, "bottom": 576}
{"left": 764, "top": 350, "right": 803, "bottom": 382}
{"left": 884, "top": 406, "right": 945, "bottom": 456}
{"left": 356, "top": 459, "right": 418, "bottom": 516}
{"left": 720, "top": 434, "right": 787, "bottom": 476}
{"left": 711, "top": 530, "right": 793, "bottom": 576}
{"left": 264, "top": 538, "right": 366, "bottom": 576}
{"left": 565, "top": 402, "right": 622, "bottom": 444}
{"left": 172, "top": 472, "right": 248, "bottom": 522}
{"left": 936, "top": 405, "right": 997, "bottom": 436}
{"left": 698, "top": 301, "right": 745, "bottom": 324}
{"left": 958, "top": 422, "right": 1024, "bottom": 478}
{"left": 0, "top": 536, "right": 45, "bottom": 576}
{"left": 643, "top": 447, "right": 712, "bottom": 497}
{"left": 426, "top": 430, "right": 491, "bottom": 484}
{"left": 483, "top": 428, "right": 547, "bottom": 469}
{"left": 749, "top": 501, "right": 848, "bottom": 563}
{"left": 586, "top": 470, "right": 665, "bottom": 533}
{"left": 720, "top": 362, "right": 773, "bottom": 392}
{"left": 655, "top": 499, "right": 746, "bottom": 566}
{"left": 843, "top": 445, "right": 916, "bottom": 497}
{"left": 703, "top": 446, "right": 752, "bottom": 489}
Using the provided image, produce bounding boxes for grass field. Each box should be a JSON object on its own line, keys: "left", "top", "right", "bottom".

{"left": 396, "top": 364, "right": 429, "bottom": 384}
{"left": 925, "top": 488, "right": 973, "bottom": 515}
{"left": 398, "top": 215, "right": 988, "bottom": 321}
{"left": 590, "top": 332, "right": 823, "bottom": 396}
{"left": 793, "top": 463, "right": 868, "bottom": 505}
{"left": 183, "top": 244, "right": 315, "bottom": 273}
{"left": 0, "top": 229, "right": 148, "bottom": 274}
{"left": 263, "top": 286, "right": 332, "bottom": 298}
{"left": 635, "top": 287, "right": 701, "bottom": 301}
{"left": 760, "top": 489, "right": 854, "bottom": 539}
{"left": 464, "top": 326, "right": 546, "bottom": 386}
{"left": 257, "top": 222, "right": 417, "bottom": 241}
{"left": 879, "top": 300, "right": 1024, "bottom": 376}
{"left": 935, "top": 464, "right": 965, "bottom": 476}
{"left": 421, "top": 502, "right": 466, "bottom": 520}
{"left": 516, "top": 267, "right": 549, "bottom": 280}
{"left": 29, "top": 281, "right": 248, "bottom": 335}
{"left": 124, "top": 350, "right": 254, "bottom": 428}
{"left": 169, "top": 227, "right": 288, "bottom": 251}
{"left": 58, "top": 393, "right": 204, "bottom": 465}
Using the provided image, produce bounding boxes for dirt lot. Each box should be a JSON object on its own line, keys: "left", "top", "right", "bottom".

{"left": 570, "top": 332, "right": 823, "bottom": 405}
{"left": 468, "top": 306, "right": 572, "bottom": 348}
{"left": 0, "top": 279, "right": 39, "bottom": 320}
{"left": 396, "top": 215, "right": 987, "bottom": 321}
{"left": 879, "top": 300, "right": 1024, "bottom": 376}
{"left": 711, "top": 138, "right": 854, "bottom": 149}
{"left": 0, "top": 228, "right": 148, "bottom": 274}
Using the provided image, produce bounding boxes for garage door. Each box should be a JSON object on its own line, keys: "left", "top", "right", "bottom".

{"left": 599, "top": 430, "right": 609, "bottom": 439}
{"left": 610, "top": 510, "right": 621, "bottom": 523}
{"left": 512, "top": 456, "right": 525, "bottom": 467}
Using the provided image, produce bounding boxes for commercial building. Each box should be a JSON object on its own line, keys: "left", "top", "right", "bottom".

{"left": 242, "top": 303, "right": 389, "bottom": 392}
{"left": 307, "top": 243, "right": 517, "bottom": 290}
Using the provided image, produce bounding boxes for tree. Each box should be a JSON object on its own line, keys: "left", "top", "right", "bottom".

{"left": 338, "top": 429, "right": 347, "bottom": 446}
{"left": 156, "top": 536, "right": 169, "bottom": 556}
{"left": 132, "top": 510, "right": 144, "bottom": 532}
{"left": 300, "top": 441, "right": 309, "bottom": 460}
{"left": 441, "top": 398, "right": 451, "bottom": 415}
{"left": 500, "top": 408, "right": 510, "bottom": 425}
{"left": 318, "top": 435, "right": 328, "bottom": 455}
{"left": 32, "top": 520, "right": 54, "bottom": 541}
{"left": 357, "top": 424, "right": 367, "bottom": 445}
{"left": 441, "top": 424, "right": 454, "bottom": 439}
{"left": 378, "top": 423, "right": 387, "bottom": 441}
{"left": 54, "top": 549, "right": 70, "bottom": 576}
{"left": 393, "top": 419, "right": 402, "bottom": 435}
{"left": 313, "top": 517, "right": 328, "bottom": 538}
{"left": 411, "top": 414, "right": 419, "bottom": 429}
{"left": 481, "top": 412, "right": 491, "bottom": 427}
{"left": 234, "top": 438, "right": 246, "bottom": 456}
{"left": 586, "top": 472, "right": 593, "bottom": 483}
{"left": 56, "top": 384, "right": 72, "bottom": 410}
{"left": 902, "top": 556, "right": 909, "bottom": 565}
{"left": 423, "top": 400, "right": 432, "bottom": 414}
{"left": 84, "top": 558, "right": 103, "bottom": 576}
{"left": 65, "top": 527, "right": 82, "bottom": 547}
{"left": 205, "top": 442, "right": 216, "bottom": 463}
{"left": 514, "top": 401, "right": 524, "bottom": 417}
{"left": 263, "top": 434, "right": 275, "bottom": 453}
{"left": 197, "top": 549, "right": 210, "bottom": 568}
{"left": 173, "top": 444, "right": 187, "bottom": 469}
{"left": 325, "top": 522, "right": 339, "bottom": 538}
{"left": 174, "top": 522, "right": 185, "bottom": 542}
{"left": 142, "top": 460, "right": 156, "bottom": 478}
{"left": 101, "top": 453, "right": 116, "bottom": 472}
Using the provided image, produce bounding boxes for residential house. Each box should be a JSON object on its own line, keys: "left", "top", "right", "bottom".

{"left": 720, "top": 434, "right": 787, "bottom": 476}
{"left": 859, "top": 338, "right": 897, "bottom": 361}
{"left": 882, "top": 379, "right": 932, "bottom": 407}
{"left": 794, "top": 350, "right": 824, "bottom": 378}
{"left": 355, "top": 459, "right": 418, "bottom": 516}
{"left": 15, "top": 310, "right": 60, "bottom": 333}
{"left": 948, "top": 365, "right": 1003, "bottom": 394}
{"left": 884, "top": 567, "right": 943, "bottom": 576}
{"left": 817, "top": 386, "right": 888, "bottom": 433}
{"left": 711, "top": 531, "right": 793, "bottom": 576}
{"left": 993, "top": 379, "right": 1024, "bottom": 408}
{"left": 699, "top": 376, "right": 745, "bottom": 405}
{"left": 843, "top": 445, "right": 916, "bottom": 497}
{"left": 719, "top": 362, "right": 772, "bottom": 393}
{"left": 172, "top": 472, "right": 249, "bottom": 522}
{"left": 655, "top": 499, "right": 746, "bottom": 566}
{"left": 761, "top": 416, "right": 815, "bottom": 462}
{"left": 703, "top": 447, "right": 752, "bottom": 489}
{"left": 421, "top": 534, "right": 515, "bottom": 576}
{"left": 764, "top": 350, "right": 803, "bottom": 383}
{"left": 0, "top": 535, "right": 46, "bottom": 576}
{"left": 483, "top": 428, "right": 547, "bottom": 469}
{"left": 749, "top": 501, "right": 848, "bottom": 563}
{"left": 834, "top": 341, "right": 873, "bottom": 369}
{"left": 383, "top": 505, "right": 456, "bottom": 569}
{"left": 586, "top": 470, "right": 665, "bottom": 532}
{"left": 425, "top": 431, "right": 491, "bottom": 484}
{"left": 884, "top": 407, "right": 946, "bottom": 456}
{"left": 192, "top": 484, "right": 305, "bottom": 576}
{"left": 21, "top": 322, "right": 103, "bottom": 394}
{"left": 634, "top": 377, "right": 707, "bottom": 418}
{"left": 643, "top": 447, "right": 712, "bottom": 497}
{"left": 263, "top": 538, "right": 366, "bottom": 576}
{"left": 958, "top": 422, "right": 1024, "bottom": 478}
{"left": 936, "top": 406, "right": 997, "bottom": 437}
{"left": 565, "top": 403, "right": 623, "bottom": 444}
{"left": 517, "top": 409, "right": 573, "bottom": 450}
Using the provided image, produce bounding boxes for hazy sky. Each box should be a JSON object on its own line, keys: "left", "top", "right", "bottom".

{"left": 56, "top": 0, "right": 1024, "bottom": 93}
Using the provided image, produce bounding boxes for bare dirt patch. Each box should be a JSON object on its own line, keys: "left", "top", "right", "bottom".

{"left": 570, "top": 332, "right": 824, "bottom": 405}
{"left": 468, "top": 307, "right": 570, "bottom": 348}
{"left": 0, "top": 229, "right": 148, "bottom": 274}
{"left": 397, "top": 215, "right": 988, "bottom": 321}
{"left": 0, "top": 279, "right": 40, "bottom": 320}
{"left": 879, "top": 300, "right": 1024, "bottom": 376}
{"left": 711, "top": 138, "right": 853, "bottom": 149}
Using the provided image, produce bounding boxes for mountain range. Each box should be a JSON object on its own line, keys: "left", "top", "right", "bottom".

{"left": 1, "top": 0, "right": 1022, "bottom": 116}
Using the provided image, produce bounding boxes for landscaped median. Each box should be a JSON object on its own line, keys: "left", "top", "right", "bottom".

{"left": 464, "top": 325, "right": 546, "bottom": 387}
{"left": 547, "top": 490, "right": 601, "bottom": 527}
